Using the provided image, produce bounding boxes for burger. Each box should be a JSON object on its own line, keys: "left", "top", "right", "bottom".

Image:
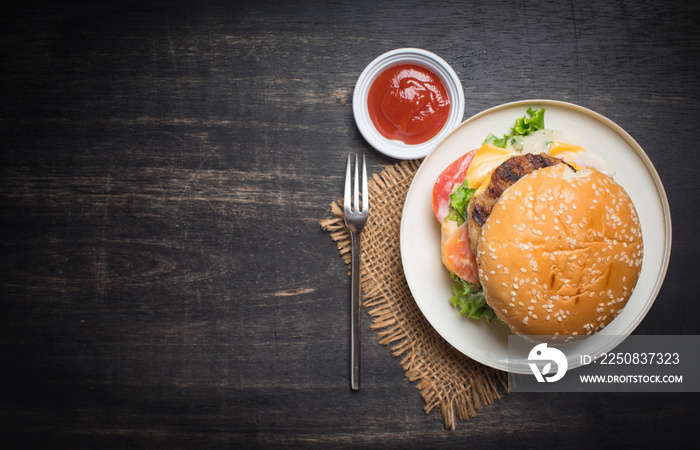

{"left": 432, "top": 108, "right": 643, "bottom": 340}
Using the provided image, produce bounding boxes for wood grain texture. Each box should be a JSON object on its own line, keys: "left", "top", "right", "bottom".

{"left": 1, "top": 0, "right": 699, "bottom": 448}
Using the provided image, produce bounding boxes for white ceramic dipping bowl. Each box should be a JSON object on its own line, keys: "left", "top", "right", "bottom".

{"left": 353, "top": 48, "right": 465, "bottom": 160}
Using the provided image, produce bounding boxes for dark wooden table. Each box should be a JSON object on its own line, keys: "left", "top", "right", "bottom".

{"left": 2, "top": 1, "right": 699, "bottom": 448}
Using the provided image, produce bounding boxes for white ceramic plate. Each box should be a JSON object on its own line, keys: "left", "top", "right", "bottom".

{"left": 400, "top": 100, "right": 672, "bottom": 373}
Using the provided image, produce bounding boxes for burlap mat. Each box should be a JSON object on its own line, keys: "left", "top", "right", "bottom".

{"left": 320, "top": 159, "right": 509, "bottom": 430}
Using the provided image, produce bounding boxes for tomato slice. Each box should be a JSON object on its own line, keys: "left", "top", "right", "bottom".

{"left": 432, "top": 149, "right": 477, "bottom": 223}
{"left": 442, "top": 220, "right": 479, "bottom": 284}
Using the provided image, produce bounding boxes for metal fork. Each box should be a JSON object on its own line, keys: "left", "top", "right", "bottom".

{"left": 343, "top": 153, "right": 369, "bottom": 391}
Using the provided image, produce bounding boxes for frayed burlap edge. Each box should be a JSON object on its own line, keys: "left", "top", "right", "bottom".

{"left": 320, "top": 159, "right": 509, "bottom": 430}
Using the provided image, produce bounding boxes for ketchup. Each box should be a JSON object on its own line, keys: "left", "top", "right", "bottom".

{"left": 367, "top": 64, "right": 450, "bottom": 145}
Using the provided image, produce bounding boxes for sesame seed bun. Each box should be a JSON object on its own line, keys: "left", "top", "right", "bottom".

{"left": 476, "top": 164, "right": 643, "bottom": 339}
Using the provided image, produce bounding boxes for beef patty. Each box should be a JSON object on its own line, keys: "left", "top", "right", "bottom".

{"left": 467, "top": 153, "right": 568, "bottom": 255}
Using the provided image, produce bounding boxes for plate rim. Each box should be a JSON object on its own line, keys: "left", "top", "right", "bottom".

{"left": 400, "top": 99, "right": 672, "bottom": 373}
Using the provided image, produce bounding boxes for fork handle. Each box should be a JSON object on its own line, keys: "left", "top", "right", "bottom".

{"left": 350, "top": 231, "right": 361, "bottom": 391}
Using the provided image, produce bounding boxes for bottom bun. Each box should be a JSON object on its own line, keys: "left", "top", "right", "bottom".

{"left": 476, "top": 164, "right": 643, "bottom": 339}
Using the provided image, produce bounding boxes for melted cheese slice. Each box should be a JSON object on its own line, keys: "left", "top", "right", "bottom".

{"left": 465, "top": 144, "right": 515, "bottom": 189}
{"left": 549, "top": 142, "right": 615, "bottom": 176}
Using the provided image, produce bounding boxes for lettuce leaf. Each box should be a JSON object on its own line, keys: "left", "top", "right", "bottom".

{"left": 450, "top": 273, "right": 504, "bottom": 325}
{"left": 483, "top": 107, "right": 546, "bottom": 149}
{"left": 446, "top": 181, "right": 475, "bottom": 225}
{"left": 512, "top": 107, "right": 545, "bottom": 135}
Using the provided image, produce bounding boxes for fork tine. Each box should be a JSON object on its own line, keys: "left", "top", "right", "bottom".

{"left": 353, "top": 154, "right": 360, "bottom": 213}
{"left": 361, "top": 154, "right": 368, "bottom": 213}
{"left": 344, "top": 154, "right": 352, "bottom": 213}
